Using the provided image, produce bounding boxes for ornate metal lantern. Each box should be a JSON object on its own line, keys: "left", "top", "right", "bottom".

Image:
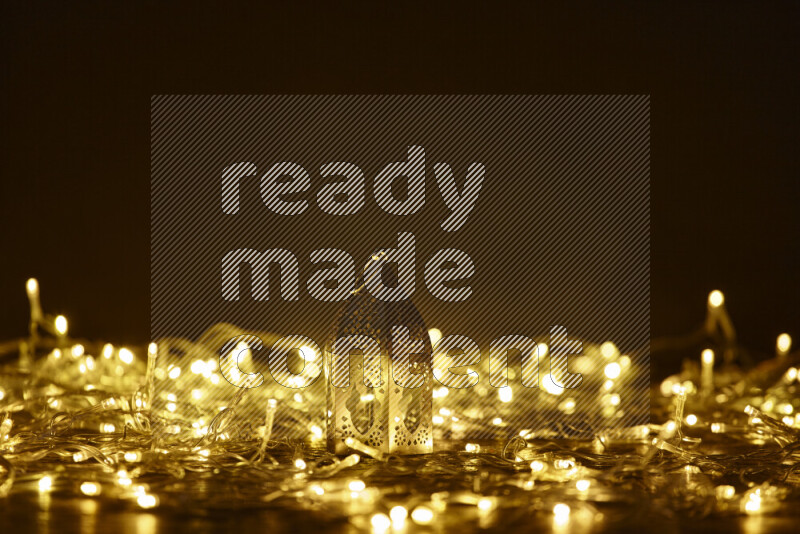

{"left": 325, "top": 257, "right": 433, "bottom": 455}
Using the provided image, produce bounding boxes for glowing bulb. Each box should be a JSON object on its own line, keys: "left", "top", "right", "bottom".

{"left": 168, "top": 366, "right": 181, "bottom": 379}
{"left": 542, "top": 374, "right": 564, "bottom": 396}
{"left": 717, "top": 485, "right": 735, "bottom": 500}
{"left": 777, "top": 333, "right": 792, "bottom": 355}
{"left": 477, "top": 498, "right": 493, "bottom": 511}
{"left": 137, "top": 494, "right": 158, "bottom": 509}
{"left": 101, "top": 423, "right": 116, "bottom": 433}
{"left": 299, "top": 345, "right": 318, "bottom": 362}
{"left": 576, "top": 479, "right": 591, "bottom": 492}
{"left": 102, "top": 344, "right": 114, "bottom": 359}
{"left": 553, "top": 503, "right": 571, "bottom": 521}
{"left": 702, "top": 349, "right": 714, "bottom": 365}
{"left": 192, "top": 389, "right": 202, "bottom": 400}
{"left": 191, "top": 360, "right": 207, "bottom": 374}
{"left": 465, "top": 443, "right": 480, "bottom": 453}
{"left": 492, "top": 417, "right": 503, "bottom": 425}
{"left": 80, "top": 482, "right": 101, "bottom": 496}
{"left": 119, "top": 348, "right": 134, "bottom": 365}
{"left": 38, "top": 476, "right": 53, "bottom": 492}
{"left": 659, "top": 421, "right": 677, "bottom": 440}
{"left": 26, "top": 278, "right": 39, "bottom": 295}
{"left": 600, "top": 341, "right": 618, "bottom": 359}
{"left": 554, "top": 459, "right": 575, "bottom": 470}
{"left": 604, "top": 362, "right": 621, "bottom": 379}
{"left": 71, "top": 344, "right": 84, "bottom": 357}
{"left": 124, "top": 451, "right": 141, "bottom": 462}
{"left": 310, "top": 425, "right": 323, "bottom": 438}
{"left": 310, "top": 485, "right": 324, "bottom": 496}
{"left": 390, "top": 506, "right": 407, "bottom": 525}
{"left": 744, "top": 497, "right": 761, "bottom": 514}
{"left": 294, "top": 459, "right": 307, "bottom": 469}
{"left": 708, "top": 290, "right": 724, "bottom": 308}
{"left": 54, "top": 315, "right": 68, "bottom": 336}
{"left": 411, "top": 506, "right": 434, "bottom": 525}
{"left": 530, "top": 460, "right": 545, "bottom": 472}
{"left": 498, "top": 386, "right": 513, "bottom": 403}
{"left": 348, "top": 480, "right": 366, "bottom": 492}
{"left": 371, "top": 513, "right": 391, "bottom": 532}
{"left": 685, "top": 414, "right": 698, "bottom": 426}
{"left": 428, "top": 328, "right": 442, "bottom": 345}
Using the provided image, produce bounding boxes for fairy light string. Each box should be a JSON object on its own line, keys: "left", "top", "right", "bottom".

{"left": 0, "top": 282, "right": 798, "bottom": 529}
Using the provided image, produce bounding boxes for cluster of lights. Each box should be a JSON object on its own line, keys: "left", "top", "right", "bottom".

{"left": 2, "top": 282, "right": 798, "bottom": 528}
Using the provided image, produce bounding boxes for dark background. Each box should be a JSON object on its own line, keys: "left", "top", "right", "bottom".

{"left": 1, "top": 2, "right": 798, "bottom": 380}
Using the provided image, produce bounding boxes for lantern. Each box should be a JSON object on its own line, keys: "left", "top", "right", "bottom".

{"left": 325, "top": 256, "right": 433, "bottom": 454}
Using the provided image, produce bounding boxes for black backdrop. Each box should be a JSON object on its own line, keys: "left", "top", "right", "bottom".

{"left": 1, "top": 2, "right": 798, "bottom": 381}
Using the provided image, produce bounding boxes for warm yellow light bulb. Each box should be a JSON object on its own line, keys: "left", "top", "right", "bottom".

{"left": 410, "top": 506, "right": 434, "bottom": 525}
{"left": 428, "top": 328, "right": 442, "bottom": 346}
{"left": 702, "top": 349, "right": 714, "bottom": 365}
{"left": 348, "top": 480, "right": 366, "bottom": 492}
{"left": 600, "top": 341, "right": 618, "bottom": 359}
{"left": 137, "top": 494, "right": 158, "bottom": 509}
{"left": 389, "top": 506, "right": 408, "bottom": 525}
{"left": 80, "top": 482, "right": 101, "bottom": 496}
{"left": 477, "top": 498, "right": 493, "bottom": 511}
{"left": 26, "top": 278, "right": 39, "bottom": 295}
{"left": 553, "top": 503, "right": 571, "bottom": 521}
{"left": 604, "top": 362, "right": 622, "bottom": 379}
{"left": 708, "top": 290, "right": 724, "bottom": 308}
{"left": 299, "top": 345, "right": 318, "bottom": 362}
{"left": 370, "top": 513, "right": 391, "bottom": 532}
{"left": 119, "top": 348, "right": 134, "bottom": 365}
{"left": 38, "top": 476, "right": 53, "bottom": 492}
{"left": 777, "top": 333, "right": 792, "bottom": 355}
{"left": 542, "top": 374, "right": 565, "bottom": 396}
{"left": 54, "top": 315, "right": 68, "bottom": 336}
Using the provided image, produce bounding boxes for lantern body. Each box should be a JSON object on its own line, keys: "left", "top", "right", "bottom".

{"left": 325, "top": 283, "right": 433, "bottom": 455}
